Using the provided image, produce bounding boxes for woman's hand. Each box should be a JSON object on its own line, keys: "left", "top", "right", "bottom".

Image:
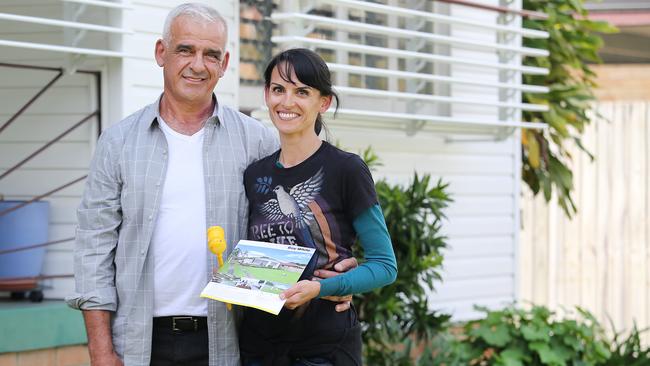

{"left": 280, "top": 280, "right": 321, "bottom": 309}
{"left": 312, "top": 257, "right": 358, "bottom": 312}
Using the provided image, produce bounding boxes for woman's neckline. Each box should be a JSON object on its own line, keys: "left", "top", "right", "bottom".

{"left": 278, "top": 139, "right": 324, "bottom": 168}
{"left": 275, "top": 141, "right": 328, "bottom": 171}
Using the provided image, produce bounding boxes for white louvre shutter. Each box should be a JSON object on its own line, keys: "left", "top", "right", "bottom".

{"left": 270, "top": 0, "right": 548, "bottom": 134}
{"left": 0, "top": 0, "right": 130, "bottom": 59}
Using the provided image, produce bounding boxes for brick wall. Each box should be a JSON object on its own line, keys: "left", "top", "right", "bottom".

{"left": 593, "top": 64, "right": 650, "bottom": 101}
{"left": 0, "top": 345, "right": 88, "bottom": 366}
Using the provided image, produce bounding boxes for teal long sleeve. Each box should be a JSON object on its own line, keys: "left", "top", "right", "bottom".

{"left": 318, "top": 204, "right": 397, "bottom": 297}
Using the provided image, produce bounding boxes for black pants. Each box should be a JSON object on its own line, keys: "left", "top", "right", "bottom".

{"left": 150, "top": 318, "right": 209, "bottom": 366}
{"left": 240, "top": 300, "right": 362, "bottom": 366}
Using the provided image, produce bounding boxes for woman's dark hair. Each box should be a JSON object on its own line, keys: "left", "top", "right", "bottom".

{"left": 264, "top": 48, "right": 340, "bottom": 136}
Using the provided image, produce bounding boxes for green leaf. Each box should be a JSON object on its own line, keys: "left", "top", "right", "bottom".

{"left": 473, "top": 323, "right": 512, "bottom": 347}
{"left": 584, "top": 20, "right": 618, "bottom": 34}
{"left": 354, "top": 153, "right": 452, "bottom": 364}
{"left": 594, "top": 341, "right": 612, "bottom": 359}
{"left": 530, "top": 341, "right": 567, "bottom": 366}
{"left": 526, "top": 131, "right": 541, "bottom": 169}
{"left": 521, "top": 0, "right": 615, "bottom": 218}
{"left": 498, "top": 348, "right": 527, "bottom": 366}
{"left": 521, "top": 323, "right": 550, "bottom": 342}
{"left": 548, "top": 157, "right": 573, "bottom": 190}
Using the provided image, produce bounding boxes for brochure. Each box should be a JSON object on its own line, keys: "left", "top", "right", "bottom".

{"left": 200, "top": 239, "right": 315, "bottom": 315}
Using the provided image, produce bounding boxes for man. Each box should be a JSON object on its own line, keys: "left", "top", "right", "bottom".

{"left": 66, "top": 3, "right": 354, "bottom": 366}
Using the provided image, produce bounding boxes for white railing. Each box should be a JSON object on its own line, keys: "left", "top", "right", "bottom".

{"left": 313, "top": 0, "right": 549, "bottom": 39}
{"left": 272, "top": 36, "right": 548, "bottom": 75}
{"left": 326, "top": 63, "right": 549, "bottom": 93}
{"left": 330, "top": 108, "right": 548, "bottom": 129}
{"left": 271, "top": 13, "right": 548, "bottom": 57}
{"left": 62, "top": 0, "right": 134, "bottom": 10}
{"left": 335, "top": 86, "right": 548, "bottom": 111}
{"left": 0, "top": 13, "right": 131, "bottom": 35}
{"left": 254, "top": 107, "right": 548, "bottom": 130}
{"left": 0, "top": 40, "right": 126, "bottom": 58}
{"left": 271, "top": 0, "right": 550, "bottom": 134}
{"left": 0, "top": 0, "right": 130, "bottom": 59}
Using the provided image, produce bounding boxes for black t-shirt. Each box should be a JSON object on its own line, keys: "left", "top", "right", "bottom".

{"left": 244, "top": 141, "right": 378, "bottom": 276}
{"left": 240, "top": 142, "right": 375, "bottom": 362}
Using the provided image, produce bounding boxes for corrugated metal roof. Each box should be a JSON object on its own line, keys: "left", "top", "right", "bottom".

{"left": 585, "top": 0, "right": 650, "bottom": 11}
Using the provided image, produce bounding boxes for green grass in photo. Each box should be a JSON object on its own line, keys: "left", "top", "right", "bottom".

{"left": 220, "top": 263, "right": 301, "bottom": 284}
{"left": 261, "top": 284, "right": 283, "bottom": 294}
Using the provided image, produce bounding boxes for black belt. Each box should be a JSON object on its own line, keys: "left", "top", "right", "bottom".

{"left": 153, "top": 316, "right": 208, "bottom": 332}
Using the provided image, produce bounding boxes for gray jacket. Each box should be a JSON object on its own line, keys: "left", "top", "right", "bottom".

{"left": 66, "top": 97, "right": 278, "bottom": 365}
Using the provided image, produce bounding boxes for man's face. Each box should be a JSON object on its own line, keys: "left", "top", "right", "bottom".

{"left": 155, "top": 16, "right": 230, "bottom": 104}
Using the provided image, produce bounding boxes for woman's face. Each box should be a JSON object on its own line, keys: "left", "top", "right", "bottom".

{"left": 265, "top": 64, "right": 332, "bottom": 138}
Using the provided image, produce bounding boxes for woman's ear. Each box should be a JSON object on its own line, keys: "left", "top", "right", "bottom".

{"left": 319, "top": 95, "right": 333, "bottom": 113}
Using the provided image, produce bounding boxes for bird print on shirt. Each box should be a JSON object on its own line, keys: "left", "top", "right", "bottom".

{"left": 259, "top": 168, "right": 324, "bottom": 228}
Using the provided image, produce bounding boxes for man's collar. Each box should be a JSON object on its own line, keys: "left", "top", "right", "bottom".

{"left": 146, "top": 93, "right": 221, "bottom": 128}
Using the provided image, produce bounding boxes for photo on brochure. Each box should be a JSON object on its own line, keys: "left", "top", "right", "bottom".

{"left": 201, "top": 239, "right": 315, "bottom": 315}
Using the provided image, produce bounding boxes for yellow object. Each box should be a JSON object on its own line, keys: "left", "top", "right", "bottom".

{"left": 207, "top": 226, "right": 226, "bottom": 263}
{"left": 207, "top": 225, "right": 231, "bottom": 310}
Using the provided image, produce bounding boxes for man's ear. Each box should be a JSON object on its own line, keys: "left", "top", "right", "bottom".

{"left": 154, "top": 39, "right": 165, "bottom": 67}
{"left": 319, "top": 95, "right": 333, "bottom": 113}
{"left": 219, "top": 51, "right": 230, "bottom": 77}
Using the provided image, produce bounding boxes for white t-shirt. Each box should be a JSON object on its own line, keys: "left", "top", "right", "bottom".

{"left": 151, "top": 117, "right": 208, "bottom": 317}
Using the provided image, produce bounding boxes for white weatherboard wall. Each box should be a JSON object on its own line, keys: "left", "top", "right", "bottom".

{"left": 331, "top": 126, "right": 519, "bottom": 321}
{"left": 445, "top": 0, "right": 520, "bottom": 319}
{"left": 0, "top": 0, "right": 240, "bottom": 299}
{"left": 323, "top": 0, "right": 522, "bottom": 320}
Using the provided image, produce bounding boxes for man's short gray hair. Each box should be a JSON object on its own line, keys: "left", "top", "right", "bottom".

{"left": 162, "top": 3, "right": 228, "bottom": 44}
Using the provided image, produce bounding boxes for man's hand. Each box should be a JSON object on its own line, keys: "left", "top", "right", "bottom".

{"left": 313, "top": 257, "right": 358, "bottom": 280}
{"left": 83, "top": 310, "right": 123, "bottom": 366}
{"left": 313, "top": 257, "right": 358, "bottom": 312}
{"left": 91, "top": 352, "right": 123, "bottom": 366}
{"left": 281, "top": 280, "right": 321, "bottom": 310}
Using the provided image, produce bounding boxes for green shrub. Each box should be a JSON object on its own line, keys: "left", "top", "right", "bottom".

{"left": 356, "top": 148, "right": 452, "bottom": 365}
{"left": 521, "top": 0, "right": 617, "bottom": 217}
{"left": 430, "top": 304, "right": 650, "bottom": 366}
{"left": 601, "top": 324, "right": 650, "bottom": 366}
{"left": 458, "top": 306, "right": 610, "bottom": 366}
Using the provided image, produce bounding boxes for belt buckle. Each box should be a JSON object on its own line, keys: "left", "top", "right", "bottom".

{"left": 172, "top": 316, "right": 197, "bottom": 331}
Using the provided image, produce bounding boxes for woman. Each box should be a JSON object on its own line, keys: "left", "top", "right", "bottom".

{"left": 240, "top": 48, "right": 397, "bottom": 366}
